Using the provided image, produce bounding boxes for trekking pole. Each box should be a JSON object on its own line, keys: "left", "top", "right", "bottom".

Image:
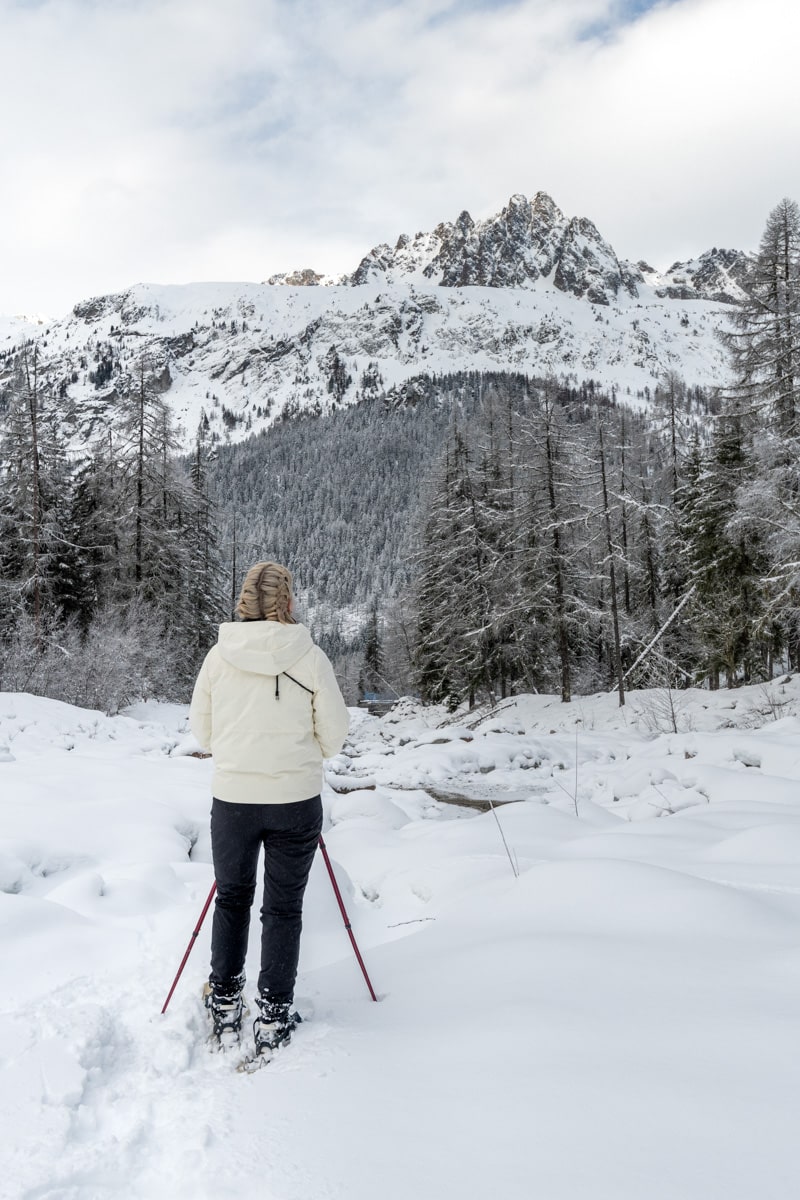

{"left": 161, "top": 881, "right": 217, "bottom": 1014}
{"left": 318, "top": 835, "right": 378, "bottom": 1002}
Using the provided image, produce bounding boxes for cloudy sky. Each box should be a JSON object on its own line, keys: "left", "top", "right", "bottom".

{"left": 0, "top": 0, "right": 797, "bottom": 315}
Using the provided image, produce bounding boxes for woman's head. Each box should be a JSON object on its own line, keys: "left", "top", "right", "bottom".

{"left": 237, "top": 561, "right": 296, "bottom": 623}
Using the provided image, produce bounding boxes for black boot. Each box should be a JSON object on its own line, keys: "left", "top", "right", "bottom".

{"left": 203, "top": 974, "right": 248, "bottom": 1043}
{"left": 253, "top": 995, "right": 300, "bottom": 1057}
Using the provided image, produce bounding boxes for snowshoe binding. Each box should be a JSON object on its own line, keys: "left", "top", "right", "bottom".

{"left": 203, "top": 974, "right": 248, "bottom": 1050}
{"left": 247, "top": 996, "right": 301, "bottom": 1065}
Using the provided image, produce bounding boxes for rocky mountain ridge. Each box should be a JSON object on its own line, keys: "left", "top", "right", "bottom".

{"left": 270, "top": 192, "right": 752, "bottom": 307}
{"left": 0, "top": 192, "right": 749, "bottom": 451}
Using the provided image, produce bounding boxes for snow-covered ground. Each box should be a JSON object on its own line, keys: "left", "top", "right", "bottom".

{"left": 2, "top": 680, "right": 800, "bottom": 1199}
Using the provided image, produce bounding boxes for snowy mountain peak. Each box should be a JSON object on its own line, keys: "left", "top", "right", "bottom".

{"left": 652, "top": 247, "right": 752, "bottom": 304}
{"left": 453, "top": 208, "right": 475, "bottom": 235}
{"left": 0, "top": 191, "right": 755, "bottom": 453}
{"left": 260, "top": 194, "right": 752, "bottom": 309}
{"left": 341, "top": 192, "right": 640, "bottom": 304}
{"left": 530, "top": 189, "right": 563, "bottom": 222}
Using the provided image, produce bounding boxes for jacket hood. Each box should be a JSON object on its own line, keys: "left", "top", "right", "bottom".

{"left": 217, "top": 621, "right": 314, "bottom": 676}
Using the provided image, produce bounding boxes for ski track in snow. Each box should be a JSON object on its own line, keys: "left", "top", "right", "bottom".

{"left": 2, "top": 685, "right": 800, "bottom": 1199}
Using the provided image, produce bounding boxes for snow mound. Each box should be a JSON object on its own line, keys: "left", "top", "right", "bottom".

{"left": 518, "top": 858, "right": 792, "bottom": 940}
{"left": 329, "top": 789, "right": 410, "bottom": 829}
{"left": 706, "top": 823, "right": 800, "bottom": 864}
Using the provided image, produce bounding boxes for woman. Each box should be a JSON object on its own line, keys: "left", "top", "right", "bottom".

{"left": 189, "top": 561, "right": 349, "bottom": 1055}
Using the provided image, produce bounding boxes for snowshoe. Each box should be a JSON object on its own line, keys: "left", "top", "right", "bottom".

{"left": 252, "top": 996, "right": 301, "bottom": 1059}
{"left": 203, "top": 975, "right": 248, "bottom": 1049}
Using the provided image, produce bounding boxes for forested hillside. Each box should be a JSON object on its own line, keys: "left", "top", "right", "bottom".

{"left": 209, "top": 373, "right": 531, "bottom": 615}
{"left": 208, "top": 371, "right": 710, "bottom": 699}
{"left": 1, "top": 198, "right": 798, "bottom": 709}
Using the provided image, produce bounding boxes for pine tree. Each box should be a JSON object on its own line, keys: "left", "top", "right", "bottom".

{"left": 595, "top": 413, "right": 625, "bottom": 704}
{"left": 185, "top": 430, "right": 226, "bottom": 667}
{"left": 0, "top": 349, "right": 73, "bottom": 644}
{"left": 412, "top": 427, "right": 484, "bottom": 707}
{"left": 358, "top": 601, "right": 383, "bottom": 700}
{"left": 719, "top": 198, "right": 800, "bottom": 674}
{"left": 520, "top": 381, "right": 587, "bottom": 702}
{"left": 723, "top": 198, "right": 800, "bottom": 436}
{"left": 684, "top": 406, "right": 767, "bottom": 686}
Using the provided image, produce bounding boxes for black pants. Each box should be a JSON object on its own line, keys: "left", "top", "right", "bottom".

{"left": 209, "top": 795, "right": 323, "bottom": 1003}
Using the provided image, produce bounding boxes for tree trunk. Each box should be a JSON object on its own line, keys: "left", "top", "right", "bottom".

{"left": 544, "top": 409, "right": 571, "bottom": 703}
{"left": 135, "top": 366, "right": 145, "bottom": 585}
{"left": 24, "top": 351, "right": 42, "bottom": 650}
{"left": 598, "top": 419, "right": 625, "bottom": 706}
{"left": 619, "top": 412, "right": 631, "bottom": 616}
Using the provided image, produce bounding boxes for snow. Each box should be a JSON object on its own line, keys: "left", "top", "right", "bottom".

{"left": 0, "top": 312, "right": 47, "bottom": 345}
{"left": 7, "top": 273, "right": 734, "bottom": 454}
{"left": 2, "top": 680, "right": 800, "bottom": 1198}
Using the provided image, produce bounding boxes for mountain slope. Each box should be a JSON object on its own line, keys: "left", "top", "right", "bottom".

{"left": 0, "top": 193, "right": 748, "bottom": 451}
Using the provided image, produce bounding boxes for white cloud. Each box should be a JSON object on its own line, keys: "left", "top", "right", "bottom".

{"left": 0, "top": 0, "right": 796, "bottom": 313}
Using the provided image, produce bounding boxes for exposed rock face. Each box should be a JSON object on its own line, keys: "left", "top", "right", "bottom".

{"left": 73, "top": 294, "right": 124, "bottom": 321}
{"left": 270, "top": 194, "right": 756, "bottom": 309}
{"left": 266, "top": 268, "right": 328, "bottom": 287}
{"left": 553, "top": 216, "right": 641, "bottom": 304}
{"left": 350, "top": 229, "right": 441, "bottom": 285}
{"left": 351, "top": 244, "right": 396, "bottom": 286}
{"left": 653, "top": 248, "right": 752, "bottom": 304}
{"left": 433, "top": 195, "right": 559, "bottom": 288}
{"left": 345, "top": 192, "right": 643, "bottom": 305}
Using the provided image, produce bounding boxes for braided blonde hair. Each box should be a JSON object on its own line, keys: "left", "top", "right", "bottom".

{"left": 237, "top": 561, "right": 296, "bottom": 623}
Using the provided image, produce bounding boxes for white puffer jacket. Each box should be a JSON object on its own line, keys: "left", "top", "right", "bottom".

{"left": 189, "top": 621, "right": 350, "bottom": 804}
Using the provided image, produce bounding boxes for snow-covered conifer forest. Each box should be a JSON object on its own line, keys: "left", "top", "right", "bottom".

{"left": 1, "top": 193, "right": 799, "bottom": 708}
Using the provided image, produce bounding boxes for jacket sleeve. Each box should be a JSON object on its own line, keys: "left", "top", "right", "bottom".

{"left": 189, "top": 653, "right": 213, "bottom": 751}
{"left": 312, "top": 649, "right": 350, "bottom": 758}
